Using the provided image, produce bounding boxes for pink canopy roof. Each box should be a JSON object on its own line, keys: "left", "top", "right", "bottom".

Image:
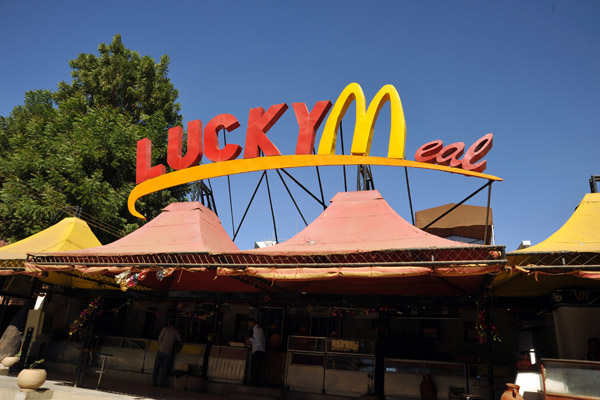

{"left": 36, "top": 202, "right": 239, "bottom": 256}
{"left": 250, "top": 190, "right": 470, "bottom": 255}
{"left": 26, "top": 194, "right": 505, "bottom": 296}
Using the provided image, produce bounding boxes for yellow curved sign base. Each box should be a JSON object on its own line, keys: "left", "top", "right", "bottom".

{"left": 128, "top": 154, "right": 502, "bottom": 219}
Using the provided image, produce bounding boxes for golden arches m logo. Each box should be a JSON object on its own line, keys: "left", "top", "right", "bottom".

{"left": 318, "top": 83, "right": 407, "bottom": 159}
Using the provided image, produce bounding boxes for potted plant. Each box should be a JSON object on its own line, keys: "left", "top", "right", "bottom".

{"left": 17, "top": 359, "right": 46, "bottom": 391}
{"left": 1, "top": 351, "right": 20, "bottom": 368}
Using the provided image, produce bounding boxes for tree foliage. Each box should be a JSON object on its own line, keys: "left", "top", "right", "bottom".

{"left": 0, "top": 35, "right": 188, "bottom": 244}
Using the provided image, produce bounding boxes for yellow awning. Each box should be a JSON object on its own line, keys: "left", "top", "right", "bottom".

{"left": 492, "top": 193, "right": 600, "bottom": 296}
{"left": 512, "top": 193, "right": 600, "bottom": 254}
{"left": 0, "top": 217, "right": 104, "bottom": 289}
{"left": 0, "top": 217, "right": 101, "bottom": 260}
{"left": 489, "top": 269, "right": 600, "bottom": 297}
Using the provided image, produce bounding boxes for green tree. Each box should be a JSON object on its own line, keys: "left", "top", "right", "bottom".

{"left": 0, "top": 35, "right": 188, "bottom": 244}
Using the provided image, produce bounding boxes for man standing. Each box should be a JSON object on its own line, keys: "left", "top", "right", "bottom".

{"left": 246, "top": 317, "right": 265, "bottom": 385}
{"left": 152, "top": 320, "right": 181, "bottom": 387}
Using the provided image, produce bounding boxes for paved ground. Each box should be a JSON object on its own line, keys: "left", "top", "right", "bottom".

{"left": 0, "top": 372, "right": 231, "bottom": 400}
{"left": 0, "top": 370, "right": 357, "bottom": 400}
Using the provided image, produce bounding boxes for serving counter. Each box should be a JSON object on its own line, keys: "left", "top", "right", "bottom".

{"left": 324, "top": 338, "right": 375, "bottom": 397}
{"left": 384, "top": 359, "right": 468, "bottom": 400}
{"left": 285, "top": 336, "right": 375, "bottom": 397}
{"left": 285, "top": 336, "right": 327, "bottom": 393}
{"left": 206, "top": 345, "right": 249, "bottom": 384}
{"left": 45, "top": 336, "right": 206, "bottom": 384}
{"left": 540, "top": 358, "right": 600, "bottom": 400}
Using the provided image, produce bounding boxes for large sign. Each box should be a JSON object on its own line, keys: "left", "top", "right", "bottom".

{"left": 129, "top": 83, "right": 499, "bottom": 219}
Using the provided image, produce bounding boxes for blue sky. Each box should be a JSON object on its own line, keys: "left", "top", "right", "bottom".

{"left": 1, "top": 1, "right": 599, "bottom": 251}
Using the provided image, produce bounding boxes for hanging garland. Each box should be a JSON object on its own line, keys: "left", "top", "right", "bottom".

{"left": 69, "top": 297, "right": 101, "bottom": 336}
{"left": 115, "top": 270, "right": 152, "bottom": 291}
{"left": 156, "top": 267, "right": 174, "bottom": 281}
{"left": 68, "top": 296, "right": 215, "bottom": 337}
{"left": 185, "top": 311, "right": 215, "bottom": 321}
{"left": 328, "top": 306, "right": 389, "bottom": 317}
{"left": 113, "top": 268, "right": 176, "bottom": 291}
{"left": 128, "top": 301, "right": 215, "bottom": 321}
{"left": 475, "top": 304, "right": 502, "bottom": 344}
{"left": 69, "top": 298, "right": 132, "bottom": 336}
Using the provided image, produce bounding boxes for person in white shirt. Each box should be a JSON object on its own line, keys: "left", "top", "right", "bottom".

{"left": 246, "top": 317, "right": 265, "bottom": 385}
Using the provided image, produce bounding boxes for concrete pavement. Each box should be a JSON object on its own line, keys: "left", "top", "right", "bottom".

{"left": 0, "top": 370, "right": 360, "bottom": 400}
{"left": 0, "top": 372, "right": 230, "bottom": 400}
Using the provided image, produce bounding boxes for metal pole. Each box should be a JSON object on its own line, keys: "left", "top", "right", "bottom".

{"left": 423, "top": 181, "right": 492, "bottom": 230}
{"left": 340, "top": 121, "right": 348, "bottom": 192}
{"left": 404, "top": 167, "right": 415, "bottom": 225}
{"left": 265, "top": 171, "right": 279, "bottom": 243}
{"left": 484, "top": 181, "right": 492, "bottom": 245}
{"left": 485, "top": 297, "right": 495, "bottom": 400}
{"left": 280, "top": 169, "right": 326, "bottom": 208}
{"left": 276, "top": 169, "right": 308, "bottom": 226}
{"left": 233, "top": 172, "right": 266, "bottom": 241}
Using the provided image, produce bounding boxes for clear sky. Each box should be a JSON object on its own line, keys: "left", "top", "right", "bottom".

{"left": 1, "top": 0, "right": 599, "bottom": 251}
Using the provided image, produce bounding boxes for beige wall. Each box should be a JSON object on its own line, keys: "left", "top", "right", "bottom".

{"left": 553, "top": 306, "right": 600, "bottom": 359}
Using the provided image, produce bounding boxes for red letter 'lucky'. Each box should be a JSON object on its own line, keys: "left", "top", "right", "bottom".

{"left": 136, "top": 138, "right": 166, "bottom": 184}
{"left": 244, "top": 104, "right": 288, "bottom": 159}
{"left": 204, "top": 114, "right": 242, "bottom": 162}
{"left": 167, "top": 120, "right": 203, "bottom": 170}
{"left": 293, "top": 101, "right": 333, "bottom": 155}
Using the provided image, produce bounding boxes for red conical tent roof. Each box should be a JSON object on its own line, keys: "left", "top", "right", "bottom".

{"left": 26, "top": 202, "right": 257, "bottom": 292}
{"left": 26, "top": 195, "right": 505, "bottom": 296}
{"left": 38, "top": 202, "right": 239, "bottom": 256}
{"left": 251, "top": 190, "right": 468, "bottom": 255}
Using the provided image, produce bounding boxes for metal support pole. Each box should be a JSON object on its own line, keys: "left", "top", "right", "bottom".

{"left": 404, "top": 167, "right": 415, "bottom": 225}
{"left": 484, "top": 181, "right": 493, "bottom": 245}
{"left": 233, "top": 172, "right": 266, "bottom": 241}
{"left": 340, "top": 121, "right": 348, "bottom": 192}
{"left": 276, "top": 169, "right": 308, "bottom": 226}
{"left": 265, "top": 171, "right": 278, "bottom": 243}
{"left": 485, "top": 297, "right": 495, "bottom": 400}
{"left": 224, "top": 129, "right": 235, "bottom": 232}
{"left": 280, "top": 169, "right": 326, "bottom": 208}
{"left": 315, "top": 166, "right": 326, "bottom": 211}
{"left": 423, "top": 181, "right": 492, "bottom": 230}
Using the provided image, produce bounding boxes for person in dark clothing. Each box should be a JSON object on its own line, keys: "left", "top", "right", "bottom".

{"left": 152, "top": 320, "right": 181, "bottom": 387}
{"left": 586, "top": 337, "right": 600, "bottom": 361}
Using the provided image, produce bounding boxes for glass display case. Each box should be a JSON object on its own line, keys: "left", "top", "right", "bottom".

{"left": 541, "top": 358, "right": 600, "bottom": 400}
{"left": 327, "top": 338, "right": 375, "bottom": 354}
{"left": 288, "top": 335, "right": 327, "bottom": 352}
{"left": 324, "top": 338, "right": 376, "bottom": 397}
{"left": 207, "top": 345, "right": 248, "bottom": 384}
{"left": 285, "top": 336, "right": 376, "bottom": 396}
{"left": 384, "top": 359, "right": 468, "bottom": 400}
{"left": 285, "top": 336, "right": 327, "bottom": 393}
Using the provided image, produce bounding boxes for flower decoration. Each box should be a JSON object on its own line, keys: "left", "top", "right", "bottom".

{"left": 156, "top": 267, "right": 175, "bottom": 281}
{"left": 330, "top": 308, "right": 355, "bottom": 317}
{"left": 475, "top": 306, "right": 502, "bottom": 344}
{"left": 138, "top": 270, "right": 148, "bottom": 281}
{"left": 127, "top": 272, "right": 139, "bottom": 288}
{"left": 115, "top": 271, "right": 130, "bottom": 291}
{"left": 69, "top": 297, "right": 101, "bottom": 336}
{"left": 186, "top": 311, "right": 215, "bottom": 321}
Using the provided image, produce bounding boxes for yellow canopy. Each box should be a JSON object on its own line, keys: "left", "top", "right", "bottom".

{"left": 512, "top": 193, "right": 600, "bottom": 254}
{"left": 0, "top": 217, "right": 101, "bottom": 260}
{"left": 491, "top": 193, "right": 600, "bottom": 296}
{"left": 0, "top": 217, "right": 103, "bottom": 289}
{"left": 489, "top": 269, "right": 600, "bottom": 297}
